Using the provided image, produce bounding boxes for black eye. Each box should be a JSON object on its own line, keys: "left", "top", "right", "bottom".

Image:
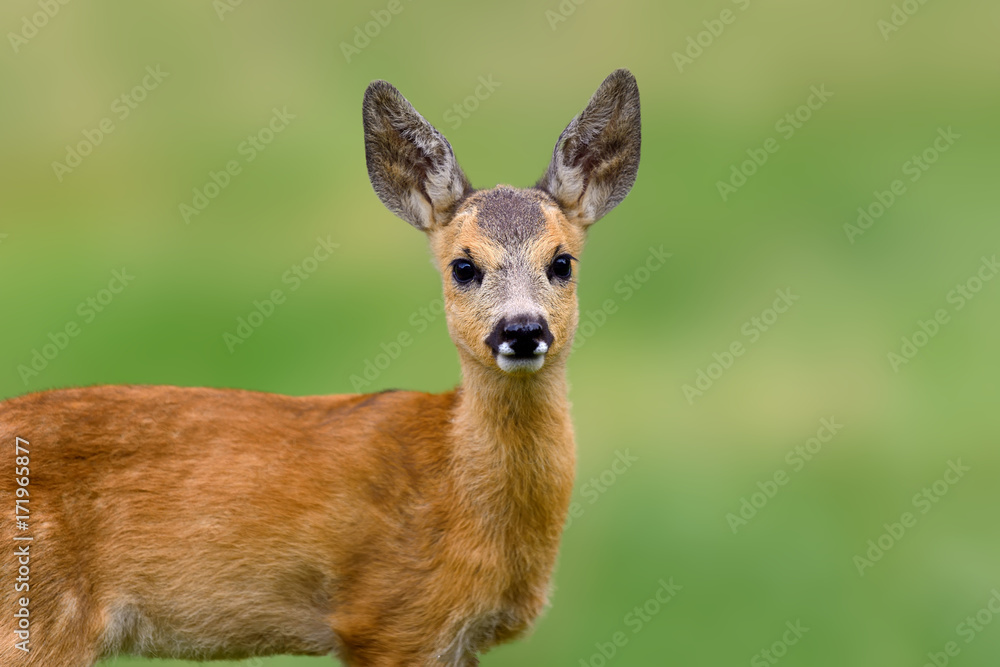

{"left": 451, "top": 259, "right": 478, "bottom": 284}
{"left": 550, "top": 254, "right": 574, "bottom": 281}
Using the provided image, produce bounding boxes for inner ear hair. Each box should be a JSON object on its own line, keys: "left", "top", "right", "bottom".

{"left": 537, "top": 69, "right": 641, "bottom": 226}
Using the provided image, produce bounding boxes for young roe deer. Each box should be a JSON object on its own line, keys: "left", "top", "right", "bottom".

{"left": 0, "top": 69, "right": 641, "bottom": 666}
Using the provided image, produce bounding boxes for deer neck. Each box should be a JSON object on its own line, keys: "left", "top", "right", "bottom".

{"left": 449, "top": 352, "right": 576, "bottom": 542}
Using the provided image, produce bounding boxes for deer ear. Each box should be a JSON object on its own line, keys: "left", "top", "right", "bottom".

{"left": 363, "top": 81, "right": 473, "bottom": 231}
{"left": 537, "top": 69, "right": 641, "bottom": 227}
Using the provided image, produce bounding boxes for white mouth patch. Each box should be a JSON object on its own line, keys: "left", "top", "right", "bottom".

{"left": 497, "top": 354, "right": 545, "bottom": 373}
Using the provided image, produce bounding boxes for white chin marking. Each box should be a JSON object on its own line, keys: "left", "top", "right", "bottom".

{"left": 497, "top": 354, "right": 545, "bottom": 374}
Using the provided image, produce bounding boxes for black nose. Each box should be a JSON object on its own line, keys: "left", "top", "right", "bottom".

{"left": 487, "top": 316, "right": 554, "bottom": 359}
{"left": 505, "top": 321, "right": 543, "bottom": 357}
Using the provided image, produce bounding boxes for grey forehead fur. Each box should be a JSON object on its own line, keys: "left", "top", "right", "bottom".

{"left": 459, "top": 187, "right": 552, "bottom": 244}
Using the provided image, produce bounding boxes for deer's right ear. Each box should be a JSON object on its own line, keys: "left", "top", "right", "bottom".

{"left": 363, "top": 81, "right": 472, "bottom": 231}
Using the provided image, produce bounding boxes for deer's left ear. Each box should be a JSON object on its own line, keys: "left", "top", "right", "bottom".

{"left": 537, "top": 69, "right": 641, "bottom": 227}
{"left": 363, "top": 80, "right": 473, "bottom": 231}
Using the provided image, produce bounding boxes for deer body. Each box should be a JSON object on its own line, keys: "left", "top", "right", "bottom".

{"left": 0, "top": 70, "right": 640, "bottom": 666}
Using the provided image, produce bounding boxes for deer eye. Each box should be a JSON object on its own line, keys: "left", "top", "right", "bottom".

{"left": 451, "top": 259, "right": 478, "bottom": 285}
{"left": 549, "top": 254, "right": 575, "bottom": 281}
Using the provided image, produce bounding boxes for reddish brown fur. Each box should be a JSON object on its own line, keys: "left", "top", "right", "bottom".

{"left": 1, "top": 381, "right": 571, "bottom": 665}
{"left": 0, "top": 69, "right": 639, "bottom": 666}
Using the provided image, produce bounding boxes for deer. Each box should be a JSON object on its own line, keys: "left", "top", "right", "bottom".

{"left": 0, "top": 68, "right": 641, "bottom": 667}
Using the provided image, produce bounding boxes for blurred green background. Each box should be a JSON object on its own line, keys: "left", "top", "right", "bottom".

{"left": 2, "top": 0, "right": 999, "bottom": 665}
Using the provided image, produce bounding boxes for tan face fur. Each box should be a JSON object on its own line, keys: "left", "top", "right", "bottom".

{"left": 363, "top": 69, "right": 641, "bottom": 377}
{"left": 428, "top": 186, "right": 587, "bottom": 375}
